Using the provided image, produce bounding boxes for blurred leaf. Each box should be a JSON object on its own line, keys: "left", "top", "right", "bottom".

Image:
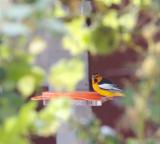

{"left": 0, "top": 67, "right": 6, "bottom": 83}
{"left": 43, "top": 19, "right": 67, "bottom": 35}
{"left": 133, "top": 0, "right": 151, "bottom": 7}
{"left": 49, "top": 59, "right": 84, "bottom": 91}
{"left": 97, "top": 0, "right": 122, "bottom": 6}
{"left": 141, "top": 55, "right": 157, "bottom": 78}
{"left": 151, "top": 0, "right": 160, "bottom": 11}
{"left": 119, "top": 12, "right": 137, "bottom": 31}
{"left": 127, "top": 138, "right": 157, "bottom": 144}
{"left": 25, "top": 0, "right": 38, "bottom": 3}
{"left": 35, "top": 97, "right": 71, "bottom": 136}
{"left": 89, "top": 25, "right": 119, "bottom": 54}
{"left": 0, "top": 102, "right": 36, "bottom": 144}
{"left": 53, "top": 2, "right": 66, "bottom": 17}
{"left": 63, "top": 18, "right": 89, "bottom": 55}
{"left": 0, "top": 92, "right": 23, "bottom": 122}
{"left": 6, "top": 60, "right": 31, "bottom": 82}
{"left": 149, "top": 103, "right": 160, "bottom": 123}
{"left": 146, "top": 138, "right": 157, "bottom": 144}
{"left": 4, "top": 4, "right": 33, "bottom": 20}
{"left": 31, "top": 66, "right": 45, "bottom": 85}
{"left": 154, "top": 81, "right": 160, "bottom": 102}
{"left": 17, "top": 75, "right": 36, "bottom": 97}
{"left": 121, "top": 32, "right": 132, "bottom": 43}
{"left": 120, "top": 89, "right": 133, "bottom": 106}
{"left": 43, "top": 97, "right": 71, "bottom": 121}
{"left": 0, "top": 45, "right": 10, "bottom": 60}
{"left": 127, "top": 138, "right": 140, "bottom": 144}
{"left": 35, "top": 0, "right": 56, "bottom": 10}
{"left": 29, "top": 37, "right": 47, "bottom": 55}
{"left": 4, "top": 102, "right": 36, "bottom": 134}
{"left": 104, "top": 136, "right": 119, "bottom": 144}
{"left": 103, "top": 10, "right": 119, "bottom": 29}
{"left": 0, "top": 23, "right": 29, "bottom": 36}
{"left": 16, "top": 102, "right": 37, "bottom": 134}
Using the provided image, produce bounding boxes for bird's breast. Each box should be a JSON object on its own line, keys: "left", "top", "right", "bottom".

{"left": 92, "top": 83, "right": 115, "bottom": 97}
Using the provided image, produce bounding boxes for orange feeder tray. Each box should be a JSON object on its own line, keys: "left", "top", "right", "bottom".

{"left": 31, "top": 91, "right": 105, "bottom": 106}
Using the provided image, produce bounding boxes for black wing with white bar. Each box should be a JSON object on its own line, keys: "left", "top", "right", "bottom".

{"left": 99, "top": 83, "right": 122, "bottom": 91}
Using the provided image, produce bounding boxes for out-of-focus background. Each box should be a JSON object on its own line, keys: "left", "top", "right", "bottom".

{"left": 0, "top": 0, "right": 160, "bottom": 144}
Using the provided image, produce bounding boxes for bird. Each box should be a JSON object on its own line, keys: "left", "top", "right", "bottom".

{"left": 92, "top": 73, "right": 124, "bottom": 99}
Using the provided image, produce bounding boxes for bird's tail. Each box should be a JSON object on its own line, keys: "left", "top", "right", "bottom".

{"left": 112, "top": 91, "right": 124, "bottom": 97}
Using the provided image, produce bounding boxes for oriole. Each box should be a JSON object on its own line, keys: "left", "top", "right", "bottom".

{"left": 92, "top": 73, "right": 124, "bottom": 99}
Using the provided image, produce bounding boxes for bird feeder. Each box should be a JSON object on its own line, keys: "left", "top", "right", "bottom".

{"left": 31, "top": 91, "right": 108, "bottom": 106}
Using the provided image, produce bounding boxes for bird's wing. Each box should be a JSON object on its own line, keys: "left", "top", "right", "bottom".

{"left": 99, "top": 79, "right": 113, "bottom": 84}
{"left": 99, "top": 83, "right": 122, "bottom": 91}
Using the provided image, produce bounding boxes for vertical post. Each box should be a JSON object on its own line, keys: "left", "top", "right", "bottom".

{"left": 56, "top": 52, "right": 94, "bottom": 144}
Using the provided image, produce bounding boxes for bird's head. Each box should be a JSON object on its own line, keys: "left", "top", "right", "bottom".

{"left": 92, "top": 73, "right": 102, "bottom": 84}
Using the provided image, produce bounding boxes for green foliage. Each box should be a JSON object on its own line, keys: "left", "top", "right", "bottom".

{"left": 89, "top": 25, "right": 119, "bottom": 54}
{"left": 132, "top": 0, "right": 151, "bottom": 7}
{"left": 49, "top": 59, "right": 84, "bottom": 91}
{"left": 0, "top": 67, "right": 6, "bottom": 83}
{"left": 17, "top": 75, "right": 36, "bottom": 97}
{"left": 0, "top": 1, "right": 73, "bottom": 143}
{"left": 0, "top": 91, "right": 24, "bottom": 123}
{"left": 70, "top": 117, "right": 120, "bottom": 144}
{"left": 0, "top": 98, "right": 71, "bottom": 144}
{"left": 0, "top": 102, "right": 36, "bottom": 144}
{"left": 35, "top": 98, "right": 71, "bottom": 136}
{"left": 4, "top": 4, "right": 33, "bottom": 20}
{"left": 120, "top": 88, "right": 134, "bottom": 106}
{"left": 97, "top": 0, "right": 122, "bottom": 6}
{"left": 127, "top": 138, "right": 158, "bottom": 144}
{"left": 63, "top": 18, "right": 90, "bottom": 55}
{"left": 102, "top": 10, "right": 119, "bottom": 29}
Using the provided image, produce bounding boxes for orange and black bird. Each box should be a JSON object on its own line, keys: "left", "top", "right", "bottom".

{"left": 92, "top": 73, "right": 124, "bottom": 99}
